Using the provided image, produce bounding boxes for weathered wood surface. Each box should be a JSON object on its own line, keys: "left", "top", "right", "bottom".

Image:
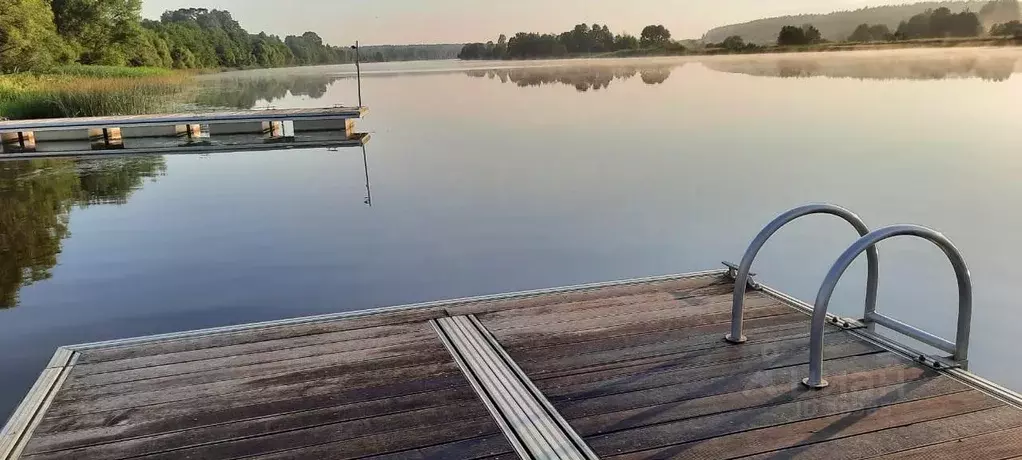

{"left": 20, "top": 321, "right": 510, "bottom": 460}
{"left": 10, "top": 272, "right": 1022, "bottom": 459}
{"left": 476, "top": 274, "right": 1022, "bottom": 460}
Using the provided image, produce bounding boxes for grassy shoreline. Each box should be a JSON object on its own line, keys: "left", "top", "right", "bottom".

{"left": 1, "top": 37, "right": 1019, "bottom": 121}
{"left": 0, "top": 66, "right": 191, "bottom": 121}
{"left": 466, "top": 36, "right": 1022, "bottom": 60}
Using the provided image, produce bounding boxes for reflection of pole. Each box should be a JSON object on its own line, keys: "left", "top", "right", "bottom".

{"left": 362, "top": 144, "right": 372, "bottom": 207}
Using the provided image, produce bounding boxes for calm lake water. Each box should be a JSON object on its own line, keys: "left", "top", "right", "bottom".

{"left": 3, "top": 48, "right": 1022, "bottom": 418}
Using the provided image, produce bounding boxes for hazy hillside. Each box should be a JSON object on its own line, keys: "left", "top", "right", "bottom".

{"left": 703, "top": 2, "right": 990, "bottom": 44}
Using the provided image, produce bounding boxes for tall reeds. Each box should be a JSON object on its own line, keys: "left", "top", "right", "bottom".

{"left": 0, "top": 66, "right": 190, "bottom": 120}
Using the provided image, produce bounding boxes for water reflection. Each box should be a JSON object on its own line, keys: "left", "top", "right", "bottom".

{"left": 466, "top": 63, "right": 680, "bottom": 92}
{"left": 0, "top": 157, "right": 166, "bottom": 308}
{"left": 702, "top": 50, "right": 1022, "bottom": 81}
{"left": 196, "top": 73, "right": 342, "bottom": 109}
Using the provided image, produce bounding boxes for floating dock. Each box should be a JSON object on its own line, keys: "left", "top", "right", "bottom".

{"left": 0, "top": 107, "right": 369, "bottom": 160}
{"left": 3, "top": 205, "right": 1021, "bottom": 459}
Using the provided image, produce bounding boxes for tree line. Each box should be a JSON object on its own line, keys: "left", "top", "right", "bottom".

{"left": 844, "top": 2, "right": 1020, "bottom": 42}
{"left": 458, "top": 24, "right": 674, "bottom": 60}
{"left": 739, "top": 0, "right": 1021, "bottom": 47}
{"left": 0, "top": 1, "right": 459, "bottom": 73}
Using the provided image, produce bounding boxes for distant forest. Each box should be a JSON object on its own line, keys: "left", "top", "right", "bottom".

{"left": 458, "top": 24, "right": 676, "bottom": 60}
{"left": 703, "top": 0, "right": 1018, "bottom": 43}
{"left": 0, "top": 1, "right": 461, "bottom": 73}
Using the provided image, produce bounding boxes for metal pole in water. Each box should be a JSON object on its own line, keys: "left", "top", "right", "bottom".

{"left": 351, "top": 41, "right": 363, "bottom": 108}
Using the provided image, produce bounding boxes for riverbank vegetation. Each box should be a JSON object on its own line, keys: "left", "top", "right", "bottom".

{"left": 0, "top": 1, "right": 459, "bottom": 73}
{"left": 0, "top": 67, "right": 188, "bottom": 119}
{"left": 459, "top": 0, "right": 1021, "bottom": 60}
{"left": 458, "top": 24, "right": 680, "bottom": 60}
{"left": 0, "top": 0, "right": 459, "bottom": 119}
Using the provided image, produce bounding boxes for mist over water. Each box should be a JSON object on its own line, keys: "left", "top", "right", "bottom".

{"left": 2, "top": 48, "right": 1022, "bottom": 418}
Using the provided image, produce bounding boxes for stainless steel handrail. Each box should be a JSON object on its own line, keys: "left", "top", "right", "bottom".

{"left": 727, "top": 204, "right": 879, "bottom": 343}
{"left": 803, "top": 224, "right": 972, "bottom": 389}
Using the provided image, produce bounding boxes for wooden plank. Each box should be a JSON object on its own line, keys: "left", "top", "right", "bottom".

{"left": 513, "top": 321, "right": 819, "bottom": 377}
{"left": 446, "top": 275, "right": 728, "bottom": 316}
{"left": 484, "top": 292, "right": 774, "bottom": 332}
{"left": 173, "top": 416, "right": 499, "bottom": 460}
{"left": 489, "top": 297, "right": 766, "bottom": 338}
{"left": 500, "top": 309, "right": 802, "bottom": 353}
{"left": 535, "top": 337, "right": 879, "bottom": 395}
{"left": 737, "top": 405, "right": 1022, "bottom": 460}
{"left": 357, "top": 435, "right": 514, "bottom": 460}
{"left": 23, "top": 397, "right": 491, "bottom": 459}
{"left": 76, "top": 308, "right": 445, "bottom": 365}
{"left": 479, "top": 281, "right": 736, "bottom": 326}
{"left": 64, "top": 335, "right": 437, "bottom": 393}
{"left": 560, "top": 354, "right": 922, "bottom": 423}
{"left": 32, "top": 373, "right": 469, "bottom": 448}
{"left": 527, "top": 331, "right": 871, "bottom": 381}
{"left": 542, "top": 346, "right": 896, "bottom": 401}
{"left": 491, "top": 304, "right": 796, "bottom": 350}
{"left": 569, "top": 363, "right": 945, "bottom": 436}
{"left": 602, "top": 390, "right": 1001, "bottom": 459}
{"left": 25, "top": 384, "right": 477, "bottom": 455}
{"left": 73, "top": 323, "right": 432, "bottom": 375}
{"left": 504, "top": 312, "right": 806, "bottom": 355}
{"left": 867, "top": 425, "right": 1022, "bottom": 460}
{"left": 46, "top": 348, "right": 454, "bottom": 417}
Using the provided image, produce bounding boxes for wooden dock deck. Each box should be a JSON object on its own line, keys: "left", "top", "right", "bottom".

{"left": 0, "top": 107, "right": 368, "bottom": 159}
{"left": 3, "top": 271, "right": 1022, "bottom": 459}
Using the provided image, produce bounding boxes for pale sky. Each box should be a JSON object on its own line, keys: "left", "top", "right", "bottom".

{"left": 141, "top": 0, "right": 919, "bottom": 45}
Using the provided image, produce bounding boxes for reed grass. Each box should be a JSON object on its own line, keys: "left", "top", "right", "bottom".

{"left": 0, "top": 68, "right": 189, "bottom": 120}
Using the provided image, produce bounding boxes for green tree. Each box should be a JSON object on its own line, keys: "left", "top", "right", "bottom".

{"left": 51, "top": 0, "right": 144, "bottom": 65}
{"left": 990, "top": 19, "right": 1022, "bottom": 35}
{"left": 803, "top": 24, "right": 823, "bottom": 43}
{"left": 869, "top": 24, "right": 893, "bottom": 40}
{"left": 640, "top": 25, "right": 672, "bottom": 47}
{"left": 896, "top": 8, "right": 982, "bottom": 39}
{"left": 614, "top": 34, "right": 640, "bottom": 50}
{"left": 848, "top": 23, "right": 874, "bottom": 41}
{"left": 0, "top": 0, "right": 72, "bottom": 72}
{"left": 721, "top": 35, "right": 747, "bottom": 50}
{"left": 778, "top": 25, "right": 807, "bottom": 45}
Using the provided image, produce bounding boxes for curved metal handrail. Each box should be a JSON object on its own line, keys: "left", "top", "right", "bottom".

{"left": 803, "top": 224, "right": 972, "bottom": 389}
{"left": 727, "top": 204, "right": 879, "bottom": 343}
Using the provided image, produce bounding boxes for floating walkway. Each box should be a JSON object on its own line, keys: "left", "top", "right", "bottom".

{"left": 0, "top": 107, "right": 368, "bottom": 160}
{"left": 2, "top": 205, "right": 1021, "bottom": 459}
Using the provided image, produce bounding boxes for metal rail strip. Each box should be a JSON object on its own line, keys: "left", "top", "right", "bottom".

{"left": 0, "top": 348, "right": 78, "bottom": 460}
{"left": 433, "top": 316, "right": 598, "bottom": 460}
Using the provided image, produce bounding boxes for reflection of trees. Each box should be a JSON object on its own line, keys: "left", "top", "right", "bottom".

{"left": 195, "top": 74, "right": 342, "bottom": 109}
{"left": 703, "top": 52, "right": 1022, "bottom": 81}
{"left": 0, "top": 157, "right": 166, "bottom": 308}
{"left": 640, "top": 68, "right": 672, "bottom": 84}
{"left": 466, "top": 64, "right": 678, "bottom": 92}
